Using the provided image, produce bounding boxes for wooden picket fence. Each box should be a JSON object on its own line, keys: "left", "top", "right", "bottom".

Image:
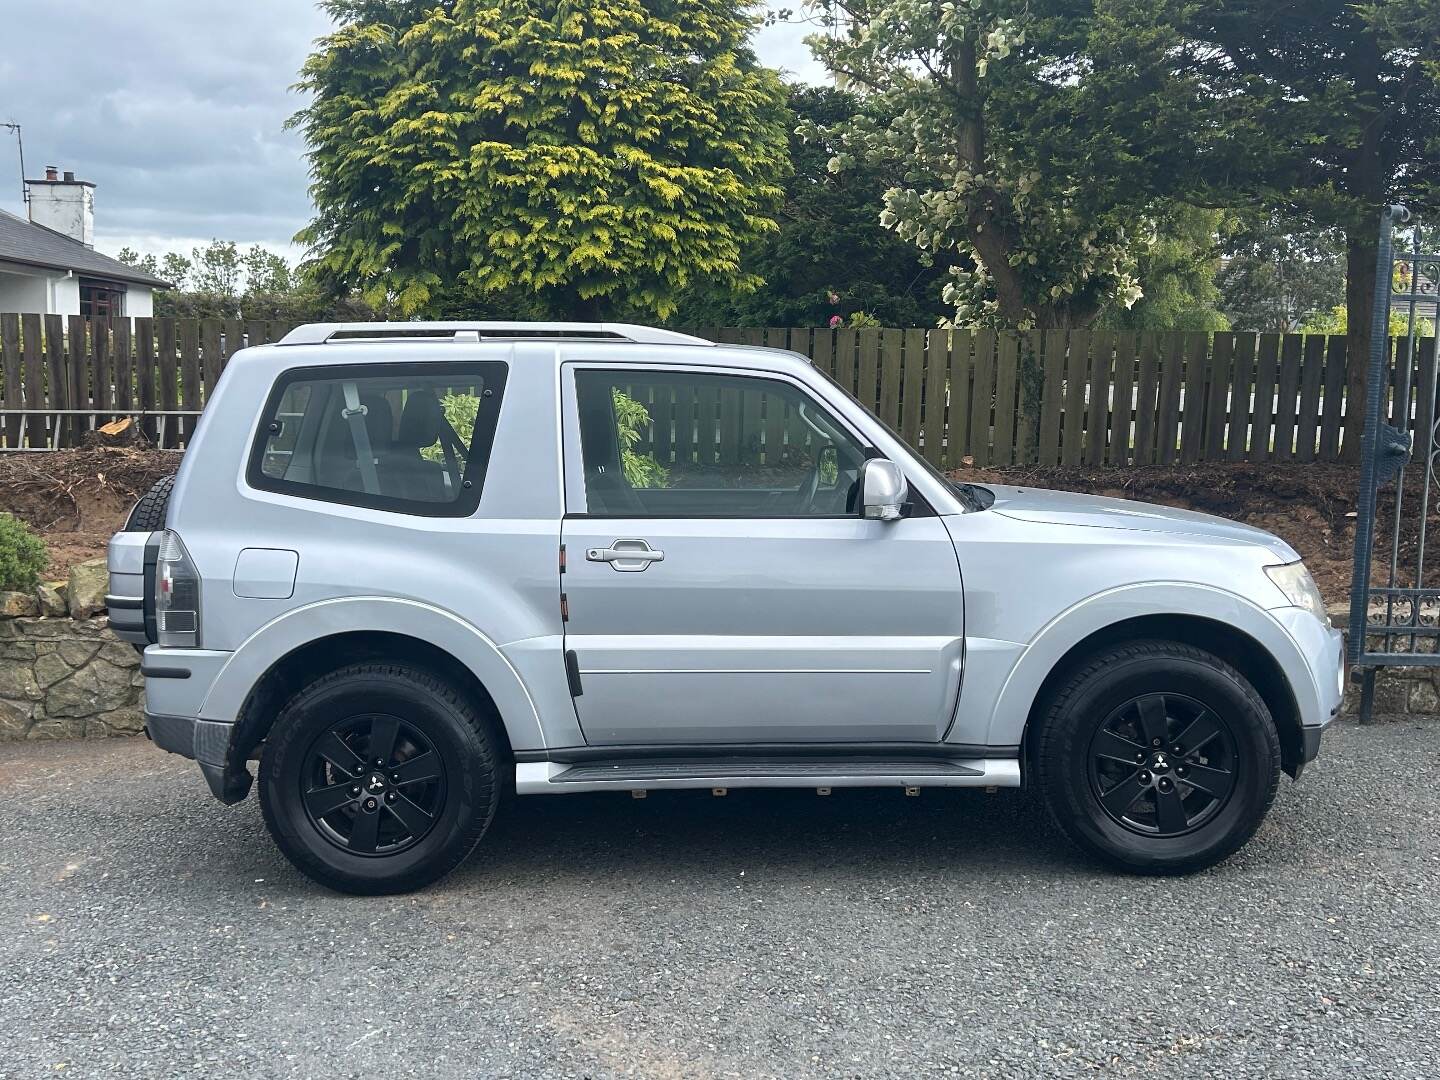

{"left": 1, "top": 314, "right": 1435, "bottom": 464}
{"left": 0, "top": 314, "right": 292, "bottom": 450}
{"left": 675, "top": 326, "right": 1437, "bottom": 467}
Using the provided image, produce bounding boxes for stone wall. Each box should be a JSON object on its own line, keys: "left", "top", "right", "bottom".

{"left": 1343, "top": 665, "right": 1440, "bottom": 717}
{"left": 0, "top": 617, "right": 144, "bottom": 740}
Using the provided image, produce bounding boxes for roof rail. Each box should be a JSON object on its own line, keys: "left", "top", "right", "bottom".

{"left": 276, "top": 322, "right": 714, "bottom": 347}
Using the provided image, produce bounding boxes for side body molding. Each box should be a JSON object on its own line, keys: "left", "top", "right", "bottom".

{"left": 196, "top": 596, "right": 547, "bottom": 749}
{"left": 981, "top": 582, "right": 1321, "bottom": 749}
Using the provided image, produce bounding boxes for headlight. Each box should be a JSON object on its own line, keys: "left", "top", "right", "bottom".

{"left": 1265, "top": 560, "right": 1327, "bottom": 623}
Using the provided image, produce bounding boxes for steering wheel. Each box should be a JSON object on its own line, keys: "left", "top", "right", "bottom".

{"left": 791, "top": 402, "right": 841, "bottom": 515}
{"left": 794, "top": 458, "right": 822, "bottom": 514}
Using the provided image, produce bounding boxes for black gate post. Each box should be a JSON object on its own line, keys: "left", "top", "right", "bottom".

{"left": 1349, "top": 207, "right": 1408, "bottom": 723}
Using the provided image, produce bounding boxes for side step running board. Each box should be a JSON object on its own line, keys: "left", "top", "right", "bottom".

{"left": 515, "top": 756, "right": 1020, "bottom": 794}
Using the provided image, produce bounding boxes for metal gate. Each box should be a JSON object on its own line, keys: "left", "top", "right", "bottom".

{"left": 1349, "top": 205, "right": 1440, "bottom": 719}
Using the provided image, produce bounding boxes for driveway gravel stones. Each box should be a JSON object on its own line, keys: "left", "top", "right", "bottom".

{"left": 1, "top": 717, "right": 1437, "bottom": 1078}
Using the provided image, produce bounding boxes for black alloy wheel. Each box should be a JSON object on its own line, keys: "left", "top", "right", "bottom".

{"left": 1087, "top": 693, "right": 1238, "bottom": 837}
{"left": 301, "top": 713, "right": 447, "bottom": 856}
{"left": 1034, "top": 640, "right": 1281, "bottom": 874}
{"left": 259, "top": 662, "right": 500, "bottom": 895}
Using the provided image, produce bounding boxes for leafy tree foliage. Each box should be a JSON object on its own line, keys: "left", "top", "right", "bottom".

{"left": 291, "top": 0, "right": 791, "bottom": 319}
{"left": 117, "top": 242, "right": 386, "bottom": 322}
{"left": 803, "top": 0, "right": 1160, "bottom": 329}
{"left": 1301, "top": 303, "right": 1434, "bottom": 339}
{"left": 0, "top": 514, "right": 47, "bottom": 593}
{"left": 1080, "top": 0, "right": 1440, "bottom": 454}
{"left": 666, "top": 85, "right": 953, "bottom": 327}
{"left": 1101, "top": 206, "right": 1230, "bottom": 332}
{"left": 1215, "top": 223, "right": 1347, "bottom": 333}
{"left": 613, "top": 390, "right": 669, "bottom": 488}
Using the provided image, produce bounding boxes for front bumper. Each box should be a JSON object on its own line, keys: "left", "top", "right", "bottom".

{"left": 1269, "top": 608, "right": 1345, "bottom": 779}
{"left": 144, "top": 711, "right": 250, "bottom": 804}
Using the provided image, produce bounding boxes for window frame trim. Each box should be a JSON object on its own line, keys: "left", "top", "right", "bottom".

{"left": 244, "top": 359, "right": 508, "bottom": 518}
{"left": 559, "top": 360, "right": 932, "bottom": 520}
{"left": 79, "top": 277, "right": 128, "bottom": 319}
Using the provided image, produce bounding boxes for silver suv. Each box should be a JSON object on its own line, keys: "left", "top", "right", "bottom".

{"left": 107, "top": 322, "right": 1344, "bottom": 894}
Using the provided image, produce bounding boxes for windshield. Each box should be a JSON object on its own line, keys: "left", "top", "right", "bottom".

{"left": 810, "top": 363, "right": 990, "bottom": 512}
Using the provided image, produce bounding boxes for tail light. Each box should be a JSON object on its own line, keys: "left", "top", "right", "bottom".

{"left": 155, "top": 530, "right": 201, "bottom": 647}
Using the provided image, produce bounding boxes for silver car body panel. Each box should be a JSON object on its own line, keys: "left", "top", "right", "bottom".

{"left": 118, "top": 332, "right": 1344, "bottom": 793}
{"left": 560, "top": 516, "right": 965, "bottom": 744}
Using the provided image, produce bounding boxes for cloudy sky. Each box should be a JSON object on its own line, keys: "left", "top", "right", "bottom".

{"left": 0, "top": 2, "right": 824, "bottom": 267}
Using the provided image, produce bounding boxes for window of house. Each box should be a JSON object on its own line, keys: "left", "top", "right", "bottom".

{"left": 572, "top": 368, "right": 870, "bottom": 517}
{"left": 247, "top": 362, "right": 507, "bottom": 516}
{"left": 79, "top": 279, "right": 126, "bottom": 319}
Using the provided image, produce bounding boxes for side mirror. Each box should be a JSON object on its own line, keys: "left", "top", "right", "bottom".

{"left": 858, "top": 458, "right": 908, "bottom": 522}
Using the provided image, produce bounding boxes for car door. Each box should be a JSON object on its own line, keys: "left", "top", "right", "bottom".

{"left": 559, "top": 362, "right": 965, "bottom": 746}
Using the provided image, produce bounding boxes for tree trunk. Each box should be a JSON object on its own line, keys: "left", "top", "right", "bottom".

{"left": 1339, "top": 26, "right": 1387, "bottom": 464}
{"left": 1341, "top": 224, "right": 1381, "bottom": 463}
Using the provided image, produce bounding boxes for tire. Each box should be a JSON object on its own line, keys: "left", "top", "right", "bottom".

{"left": 1034, "top": 640, "right": 1280, "bottom": 875}
{"left": 125, "top": 475, "right": 175, "bottom": 531}
{"left": 258, "top": 662, "right": 502, "bottom": 895}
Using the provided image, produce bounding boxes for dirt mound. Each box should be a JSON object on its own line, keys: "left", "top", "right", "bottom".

{"left": 0, "top": 448, "right": 181, "bottom": 578}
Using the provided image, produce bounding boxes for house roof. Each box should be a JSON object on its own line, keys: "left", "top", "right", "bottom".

{"left": 0, "top": 209, "right": 171, "bottom": 288}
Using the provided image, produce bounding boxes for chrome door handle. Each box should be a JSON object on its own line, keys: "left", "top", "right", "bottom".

{"left": 586, "top": 539, "right": 665, "bottom": 572}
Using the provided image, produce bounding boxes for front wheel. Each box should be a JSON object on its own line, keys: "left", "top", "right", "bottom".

{"left": 258, "top": 663, "right": 501, "bottom": 895}
{"left": 1034, "top": 640, "right": 1280, "bottom": 874}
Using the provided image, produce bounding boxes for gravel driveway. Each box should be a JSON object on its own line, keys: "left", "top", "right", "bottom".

{"left": 2, "top": 718, "right": 1438, "bottom": 1079}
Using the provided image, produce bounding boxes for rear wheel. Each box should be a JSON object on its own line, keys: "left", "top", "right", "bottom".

{"left": 1034, "top": 640, "right": 1280, "bottom": 874}
{"left": 258, "top": 663, "right": 501, "bottom": 895}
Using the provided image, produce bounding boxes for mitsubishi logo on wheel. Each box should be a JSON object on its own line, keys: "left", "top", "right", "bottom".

{"left": 368, "top": 774, "right": 386, "bottom": 793}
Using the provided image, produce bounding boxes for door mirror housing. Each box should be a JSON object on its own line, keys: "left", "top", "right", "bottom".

{"left": 858, "top": 459, "right": 908, "bottom": 521}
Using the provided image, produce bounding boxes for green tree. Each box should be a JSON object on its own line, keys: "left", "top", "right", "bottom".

{"left": 291, "top": 0, "right": 791, "bottom": 319}
{"left": 1079, "top": 0, "right": 1440, "bottom": 455}
{"left": 119, "top": 244, "right": 388, "bottom": 322}
{"left": 1101, "top": 206, "right": 1230, "bottom": 332}
{"left": 243, "top": 246, "right": 293, "bottom": 296}
{"left": 804, "top": 0, "right": 1164, "bottom": 329}
{"left": 1216, "top": 223, "right": 1347, "bottom": 333}
{"left": 667, "top": 85, "right": 954, "bottom": 327}
{"left": 189, "top": 240, "right": 244, "bottom": 301}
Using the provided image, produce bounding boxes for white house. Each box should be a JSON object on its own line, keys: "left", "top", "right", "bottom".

{"left": 0, "top": 166, "right": 169, "bottom": 317}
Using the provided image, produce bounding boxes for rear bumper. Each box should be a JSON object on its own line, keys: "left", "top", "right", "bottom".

{"left": 144, "top": 711, "right": 250, "bottom": 804}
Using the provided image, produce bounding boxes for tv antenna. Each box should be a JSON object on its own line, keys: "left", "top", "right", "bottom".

{"left": 3, "top": 122, "right": 26, "bottom": 205}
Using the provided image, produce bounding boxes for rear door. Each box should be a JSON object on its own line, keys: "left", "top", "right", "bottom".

{"left": 559, "top": 363, "right": 965, "bottom": 746}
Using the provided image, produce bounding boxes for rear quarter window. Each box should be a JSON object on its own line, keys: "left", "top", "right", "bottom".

{"left": 246, "top": 361, "right": 507, "bottom": 516}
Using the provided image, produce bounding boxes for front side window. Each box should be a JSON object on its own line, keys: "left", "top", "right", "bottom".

{"left": 248, "top": 362, "right": 506, "bottom": 516}
{"left": 573, "top": 368, "right": 869, "bottom": 517}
